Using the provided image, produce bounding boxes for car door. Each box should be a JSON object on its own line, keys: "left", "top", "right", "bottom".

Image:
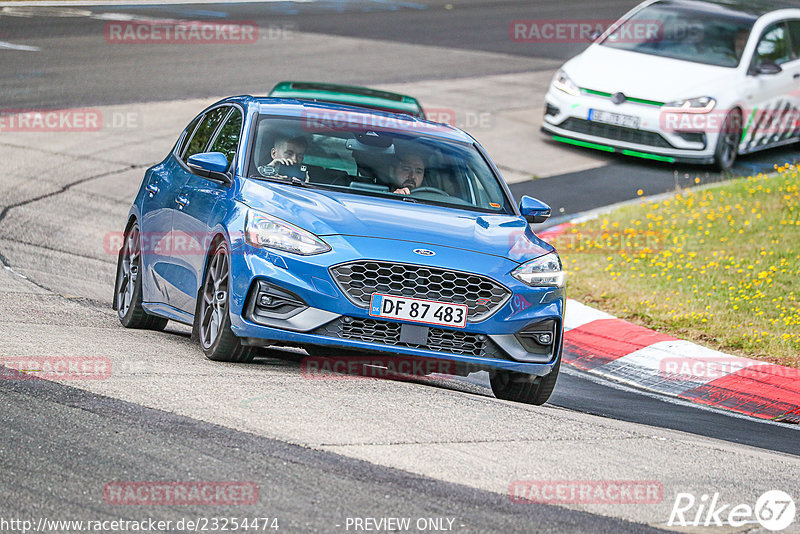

{"left": 740, "top": 20, "right": 800, "bottom": 152}
{"left": 139, "top": 113, "right": 202, "bottom": 304}
{"left": 152, "top": 105, "right": 231, "bottom": 310}
{"left": 170, "top": 105, "right": 243, "bottom": 314}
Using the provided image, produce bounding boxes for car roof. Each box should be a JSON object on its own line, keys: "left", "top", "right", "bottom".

{"left": 653, "top": 0, "right": 800, "bottom": 19}
{"left": 222, "top": 96, "right": 472, "bottom": 144}
{"left": 268, "top": 81, "right": 426, "bottom": 119}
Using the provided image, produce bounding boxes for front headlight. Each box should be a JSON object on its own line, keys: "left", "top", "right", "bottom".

{"left": 552, "top": 69, "right": 580, "bottom": 97}
{"left": 512, "top": 253, "right": 565, "bottom": 287}
{"left": 662, "top": 96, "right": 716, "bottom": 114}
{"left": 245, "top": 209, "right": 331, "bottom": 256}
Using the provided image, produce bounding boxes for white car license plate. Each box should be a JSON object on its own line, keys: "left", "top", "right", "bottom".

{"left": 369, "top": 293, "right": 468, "bottom": 328}
{"left": 589, "top": 109, "right": 640, "bottom": 129}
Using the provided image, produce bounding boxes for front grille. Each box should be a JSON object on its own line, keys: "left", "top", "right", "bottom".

{"left": 329, "top": 261, "right": 510, "bottom": 322}
{"left": 311, "top": 317, "right": 510, "bottom": 360}
{"left": 559, "top": 118, "right": 673, "bottom": 148}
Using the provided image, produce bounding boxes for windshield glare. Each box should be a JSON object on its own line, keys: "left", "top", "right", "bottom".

{"left": 248, "top": 116, "right": 511, "bottom": 214}
{"left": 600, "top": 5, "right": 755, "bottom": 68}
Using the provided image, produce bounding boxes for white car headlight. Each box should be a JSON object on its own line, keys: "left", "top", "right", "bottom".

{"left": 662, "top": 96, "right": 716, "bottom": 114}
{"left": 245, "top": 209, "right": 330, "bottom": 256}
{"left": 552, "top": 69, "right": 580, "bottom": 97}
{"left": 512, "top": 252, "right": 565, "bottom": 287}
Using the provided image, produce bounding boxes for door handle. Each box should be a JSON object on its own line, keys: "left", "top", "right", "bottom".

{"left": 794, "top": 73, "right": 800, "bottom": 79}
{"left": 145, "top": 183, "right": 160, "bottom": 196}
{"left": 175, "top": 195, "right": 189, "bottom": 209}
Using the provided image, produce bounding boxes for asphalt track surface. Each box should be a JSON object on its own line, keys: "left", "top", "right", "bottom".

{"left": 1, "top": 1, "right": 799, "bottom": 532}
{"left": 2, "top": 369, "right": 664, "bottom": 533}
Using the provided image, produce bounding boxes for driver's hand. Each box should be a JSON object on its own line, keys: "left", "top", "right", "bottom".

{"left": 268, "top": 158, "right": 296, "bottom": 167}
{"left": 393, "top": 187, "right": 411, "bottom": 195}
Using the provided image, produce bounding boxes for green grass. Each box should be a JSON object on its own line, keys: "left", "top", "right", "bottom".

{"left": 556, "top": 164, "right": 800, "bottom": 368}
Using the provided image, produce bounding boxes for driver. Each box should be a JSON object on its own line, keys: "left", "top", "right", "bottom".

{"left": 390, "top": 152, "right": 426, "bottom": 195}
{"left": 730, "top": 28, "right": 749, "bottom": 63}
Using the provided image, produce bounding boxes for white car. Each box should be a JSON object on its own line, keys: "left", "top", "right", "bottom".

{"left": 542, "top": 0, "right": 800, "bottom": 170}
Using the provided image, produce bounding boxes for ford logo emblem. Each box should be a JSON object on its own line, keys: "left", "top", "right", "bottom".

{"left": 413, "top": 249, "right": 435, "bottom": 256}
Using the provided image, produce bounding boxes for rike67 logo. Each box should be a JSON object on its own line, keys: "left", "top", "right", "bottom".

{"left": 669, "top": 490, "right": 796, "bottom": 531}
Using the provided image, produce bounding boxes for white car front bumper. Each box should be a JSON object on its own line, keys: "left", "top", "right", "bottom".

{"left": 542, "top": 87, "right": 720, "bottom": 164}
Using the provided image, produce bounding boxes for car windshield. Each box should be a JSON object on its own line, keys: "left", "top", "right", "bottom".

{"left": 247, "top": 115, "right": 512, "bottom": 214}
{"left": 600, "top": 4, "right": 755, "bottom": 68}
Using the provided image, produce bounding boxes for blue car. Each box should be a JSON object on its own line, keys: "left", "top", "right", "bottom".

{"left": 113, "top": 96, "right": 565, "bottom": 405}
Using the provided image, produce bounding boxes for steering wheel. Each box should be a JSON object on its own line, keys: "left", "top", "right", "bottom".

{"left": 409, "top": 186, "right": 450, "bottom": 196}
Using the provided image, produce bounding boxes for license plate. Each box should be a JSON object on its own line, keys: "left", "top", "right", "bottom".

{"left": 589, "top": 109, "right": 640, "bottom": 129}
{"left": 369, "top": 294, "right": 468, "bottom": 328}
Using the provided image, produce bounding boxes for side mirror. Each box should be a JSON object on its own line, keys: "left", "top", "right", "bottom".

{"left": 519, "top": 196, "right": 551, "bottom": 224}
{"left": 753, "top": 61, "right": 782, "bottom": 76}
{"left": 187, "top": 152, "right": 232, "bottom": 184}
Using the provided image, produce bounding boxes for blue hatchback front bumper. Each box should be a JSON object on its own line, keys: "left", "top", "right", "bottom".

{"left": 227, "top": 235, "right": 565, "bottom": 377}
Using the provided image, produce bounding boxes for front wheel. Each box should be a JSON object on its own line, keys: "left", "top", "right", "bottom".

{"left": 714, "top": 109, "right": 742, "bottom": 171}
{"left": 490, "top": 357, "right": 560, "bottom": 405}
{"left": 114, "top": 222, "right": 168, "bottom": 331}
{"left": 196, "top": 240, "right": 254, "bottom": 363}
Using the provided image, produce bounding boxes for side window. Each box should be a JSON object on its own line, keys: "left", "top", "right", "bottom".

{"left": 756, "top": 22, "right": 792, "bottom": 65}
{"left": 208, "top": 108, "right": 243, "bottom": 171}
{"left": 789, "top": 20, "right": 800, "bottom": 59}
{"left": 176, "top": 114, "right": 202, "bottom": 159}
{"left": 182, "top": 106, "right": 230, "bottom": 164}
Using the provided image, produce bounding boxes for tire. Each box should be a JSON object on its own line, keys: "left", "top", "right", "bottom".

{"left": 196, "top": 240, "right": 255, "bottom": 363}
{"left": 490, "top": 356, "right": 560, "bottom": 406}
{"left": 114, "top": 222, "right": 168, "bottom": 331}
{"left": 714, "top": 109, "right": 742, "bottom": 172}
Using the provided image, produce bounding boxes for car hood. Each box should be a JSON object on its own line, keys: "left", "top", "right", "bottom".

{"left": 564, "top": 44, "right": 739, "bottom": 103}
{"left": 238, "top": 180, "right": 553, "bottom": 263}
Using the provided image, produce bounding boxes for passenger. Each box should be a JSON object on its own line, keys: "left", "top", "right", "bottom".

{"left": 258, "top": 135, "right": 309, "bottom": 181}
{"left": 266, "top": 135, "right": 308, "bottom": 168}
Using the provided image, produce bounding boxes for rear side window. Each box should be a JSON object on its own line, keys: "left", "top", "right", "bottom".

{"left": 182, "top": 106, "right": 230, "bottom": 164}
{"left": 209, "top": 108, "right": 243, "bottom": 171}
{"left": 789, "top": 20, "right": 800, "bottom": 58}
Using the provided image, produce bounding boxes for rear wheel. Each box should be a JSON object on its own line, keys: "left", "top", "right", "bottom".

{"left": 714, "top": 109, "right": 742, "bottom": 171}
{"left": 490, "top": 357, "right": 560, "bottom": 405}
{"left": 197, "top": 240, "right": 255, "bottom": 363}
{"left": 114, "top": 222, "right": 168, "bottom": 331}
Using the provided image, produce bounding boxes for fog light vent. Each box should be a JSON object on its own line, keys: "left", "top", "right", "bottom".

{"left": 515, "top": 319, "right": 558, "bottom": 356}
{"left": 545, "top": 103, "right": 561, "bottom": 117}
{"left": 247, "top": 280, "right": 308, "bottom": 323}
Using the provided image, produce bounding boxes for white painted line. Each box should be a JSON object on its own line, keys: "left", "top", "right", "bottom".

{"left": 589, "top": 340, "right": 763, "bottom": 397}
{"left": 3, "top": 265, "right": 28, "bottom": 280}
{"left": 563, "top": 298, "right": 614, "bottom": 331}
{"left": 0, "top": 40, "right": 40, "bottom": 51}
